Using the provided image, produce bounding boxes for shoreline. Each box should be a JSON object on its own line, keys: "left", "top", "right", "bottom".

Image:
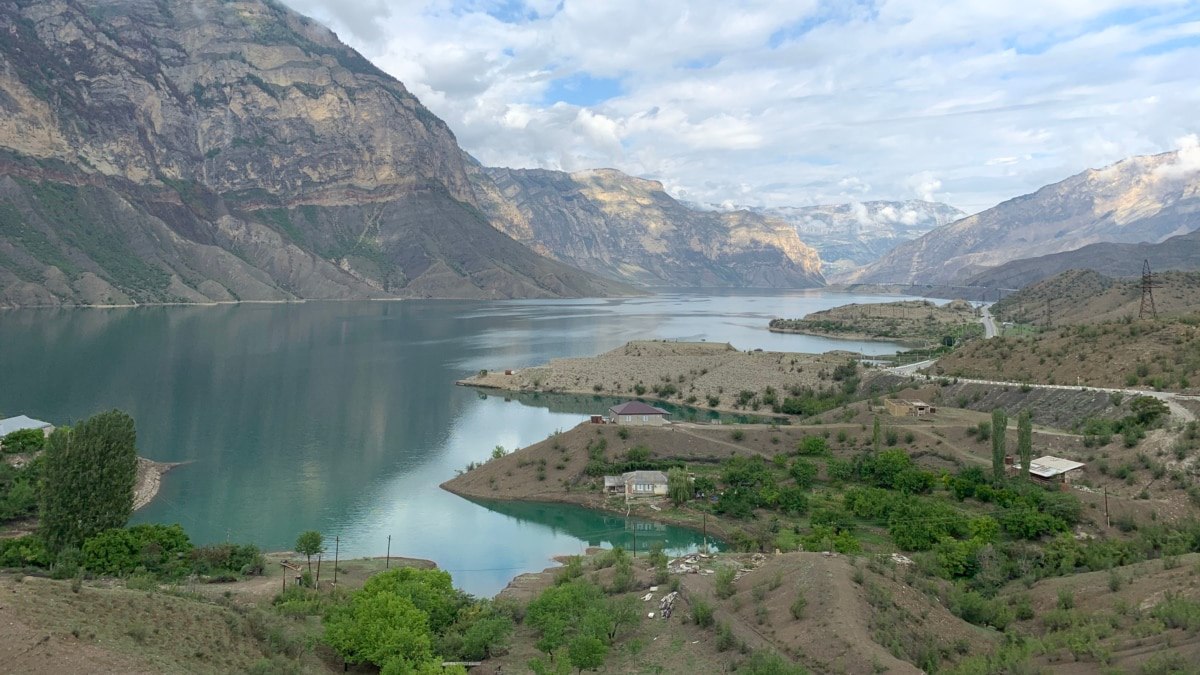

{"left": 133, "top": 458, "right": 185, "bottom": 511}
{"left": 440, "top": 479, "right": 733, "bottom": 545}
{"left": 456, "top": 340, "right": 866, "bottom": 420}
{"left": 766, "top": 325, "right": 927, "bottom": 346}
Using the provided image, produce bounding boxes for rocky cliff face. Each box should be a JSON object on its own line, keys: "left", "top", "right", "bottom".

{"left": 753, "top": 200, "right": 964, "bottom": 276}
{"left": 0, "top": 0, "right": 627, "bottom": 306}
{"left": 468, "top": 162, "right": 825, "bottom": 288}
{"left": 843, "top": 152, "right": 1200, "bottom": 285}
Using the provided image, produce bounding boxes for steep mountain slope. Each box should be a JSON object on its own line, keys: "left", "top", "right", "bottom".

{"left": 0, "top": 0, "right": 626, "bottom": 307}
{"left": 468, "top": 162, "right": 825, "bottom": 288}
{"left": 843, "top": 151, "right": 1200, "bottom": 285}
{"left": 755, "top": 200, "right": 964, "bottom": 275}
{"left": 965, "top": 229, "right": 1200, "bottom": 289}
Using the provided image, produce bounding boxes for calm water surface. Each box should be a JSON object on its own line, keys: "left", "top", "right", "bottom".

{"left": 0, "top": 290, "right": 909, "bottom": 594}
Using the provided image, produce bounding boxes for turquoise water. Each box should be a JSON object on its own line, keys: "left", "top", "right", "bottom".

{"left": 0, "top": 290, "right": 908, "bottom": 594}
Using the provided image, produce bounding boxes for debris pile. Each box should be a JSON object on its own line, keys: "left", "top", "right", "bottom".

{"left": 658, "top": 591, "right": 679, "bottom": 619}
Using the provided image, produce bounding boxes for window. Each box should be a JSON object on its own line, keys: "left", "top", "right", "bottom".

{"left": 642, "top": 415, "right": 648, "bottom": 422}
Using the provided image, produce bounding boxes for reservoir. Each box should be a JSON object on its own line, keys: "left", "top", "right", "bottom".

{"left": 0, "top": 290, "right": 909, "bottom": 594}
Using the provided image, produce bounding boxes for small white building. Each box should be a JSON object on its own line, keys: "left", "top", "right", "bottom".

{"left": 1023, "top": 455, "right": 1086, "bottom": 485}
{"left": 608, "top": 402, "right": 670, "bottom": 426}
{"left": 0, "top": 415, "right": 54, "bottom": 438}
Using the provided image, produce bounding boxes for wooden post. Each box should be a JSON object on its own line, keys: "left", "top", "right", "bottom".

{"left": 386, "top": 535, "right": 391, "bottom": 569}
{"left": 333, "top": 536, "right": 339, "bottom": 585}
{"left": 1104, "top": 487, "right": 1110, "bottom": 528}
{"left": 702, "top": 513, "right": 708, "bottom": 554}
{"left": 632, "top": 527, "right": 637, "bottom": 558}
{"left": 316, "top": 554, "right": 322, "bottom": 588}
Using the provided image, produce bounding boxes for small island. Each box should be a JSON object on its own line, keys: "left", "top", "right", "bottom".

{"left": 769, "top": 299, "right": 981, "bottom": 344}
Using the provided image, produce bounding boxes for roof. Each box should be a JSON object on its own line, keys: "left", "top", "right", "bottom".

{"left": 890, "top": 399, "right": 932, "bottom": 407}
{"left": 0, "top": 415, "right": 52, "bottom": 437}
{"left": 1028, "top": 455, "right": 1085, "bottom": 478}
{"left": 608, "top": 402, "right": 670, "bottom": 416}
{"left": 623, "top": 470, "right": 668, "bottom": 484}
{"left": 603, "top": 476, "right": 625, "bottom": 487}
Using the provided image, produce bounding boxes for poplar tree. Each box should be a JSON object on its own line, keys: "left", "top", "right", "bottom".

{"left": 872, "top": 415, "right": 882, "bottom": 454}
{"left": 1017, "top": 410, "right": 1033, "bottom": 479}
{"left": 991, "top": 409, "right": 1008, "bottom": 482}
{"left": 39, "top": 410, "right": 138, "bottom": 553}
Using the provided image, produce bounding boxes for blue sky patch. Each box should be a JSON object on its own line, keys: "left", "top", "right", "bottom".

{"left": 543, "top": 73, "right": 623, "bottom": 106}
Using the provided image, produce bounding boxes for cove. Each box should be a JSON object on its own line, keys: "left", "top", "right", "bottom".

{"left": 0, "top": 290, "right": 910, "bottom": 595}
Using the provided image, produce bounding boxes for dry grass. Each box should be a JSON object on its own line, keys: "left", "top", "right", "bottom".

{"left": 464, "top": 340, "right": 859, "bottom": 413}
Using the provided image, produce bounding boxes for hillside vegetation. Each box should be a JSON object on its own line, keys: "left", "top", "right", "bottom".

{"left": 994, "top": 269, "right": 1200, "bottom": 326}
{"left": 770, "top": 299, "right": 981, "bottom": 344}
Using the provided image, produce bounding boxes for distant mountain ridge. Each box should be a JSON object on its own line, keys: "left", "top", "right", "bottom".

{"left": 751, "top": 201, "right": 965, "bottom": 276}
{"left": 0, "top": 0, "right": 628, "bottom": 307}
{"left": 468, "top": 162, "right": 826, "bottom": 288}
{"left": 843, "top": 151, "right": 1200, "bottom": 286}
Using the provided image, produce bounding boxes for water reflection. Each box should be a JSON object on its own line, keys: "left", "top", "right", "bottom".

{"left": 0, "top": 290, "right": 915, "bottom": 594}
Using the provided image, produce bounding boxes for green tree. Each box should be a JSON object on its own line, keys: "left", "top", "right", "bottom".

{"left": 667, "top": 467, "right": 691, "bottom": 505}
{"left": 1, "top": 428, "right": 46, "bottom": 454}
{"left": 295, "top": 530, "right": 324, "bottom": 573}
{"left": 1017, "top": 410, "right": 1033, "bottom": 480}
{"left": 325, "top": 591, "right": 434, "bottom": 669}
{"left": 872, "top": 415, "right": 882, "bottom": 453}
{"left": 39, "top": 410, "right": 138, "bottom": 553}
{"left": 567, "top": 635, "right": 607, "bottom": 672}
{"left": 788, "top": 458, "right": 818, "bottom": 489}
{"left": 991, "top": 409, "right": 1008, "bottom": 482}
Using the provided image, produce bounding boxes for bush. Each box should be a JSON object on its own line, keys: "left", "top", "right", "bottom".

{"left": 0, "top": 534, "right": 52, "bottom": 568}
{"left": 82, "top": 524, "right": 192, "bottom": 577}
{"left": 1, "top": 428, "right": 45, "bottom": 454}
{"left": 789, "top": 592, "right": 806, "bottom": 620}
{"left": 715, "top": 566, "right": 737, "bottom": 599}
{"left": 191, "top": 542, "right": 265, "bottom": 576}
{"left": 691, "top": 598, "right": 714, "bottom": 627}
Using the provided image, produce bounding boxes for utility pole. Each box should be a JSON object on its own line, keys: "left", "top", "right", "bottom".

{"left": 386, "top": 535, "right": 391, "bottom": 569}
{"left": 333, "top": 536, "right": 339, "bottom": 585}
{"left": 1139, "top": 259, "right": 1160, "bottom": 319}
{"left": 632, "top": 528, "right": 637, "bottom": 558}
{"left": 702, "top": 513, "right": 708, "bottom": 554}
{"left": 316, "top": 554, "right": 322, "bottom": 588}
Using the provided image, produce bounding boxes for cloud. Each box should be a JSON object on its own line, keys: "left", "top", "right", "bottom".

{"left": 906, "top": 172, "right": 943, "bottom": 203}
{"left": 279, "top": 0, "right": 1200, "bottom": 213}
{"left": 1155, "top": 134, "right": 1200, "bottom": 179}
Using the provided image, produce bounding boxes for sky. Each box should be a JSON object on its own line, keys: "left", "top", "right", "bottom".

{"left": 280, "top": 0, "right": 1200, "bottom": 214}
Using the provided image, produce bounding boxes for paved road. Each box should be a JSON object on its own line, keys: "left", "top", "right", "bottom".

{"left": 980, "top": 304, "right": 998, "bottom": 339}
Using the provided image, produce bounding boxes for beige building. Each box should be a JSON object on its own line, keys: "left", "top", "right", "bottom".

{"left": 608, "top": 401, "right": 671, "bottom": 426}
{"left": 622, "top": 470, "right": 669, "bottom": 499}
{"left": 884, "top": 399, "right": 936, "bottom": 417}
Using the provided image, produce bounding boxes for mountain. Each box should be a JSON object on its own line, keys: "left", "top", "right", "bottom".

{"left": 467, "top": 162, "right": 824, "bottom": 288}
{"left": 752, "top": 201, "right": 964, "bottom": 276}
{"left": 964, "top": 229, "right": 1200, "bottom": 289}
{"left": 842, "top": 151, "right": 1200, "bottom": 286}
{"left": 0, "top": 0, "right": 628, "bottom": 307}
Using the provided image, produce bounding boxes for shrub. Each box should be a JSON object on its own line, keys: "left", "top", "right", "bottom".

{"left": 715, "top": 566, "right": 737, "bottom": 599}
{"left": 691, "top": 598, "right": 715, "bottom": 627}
{"left": 1, "top": 428, "right": 45, "bottom": 454}
{"left": 790, "top": 592, "right": 806, "bottom": 620}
